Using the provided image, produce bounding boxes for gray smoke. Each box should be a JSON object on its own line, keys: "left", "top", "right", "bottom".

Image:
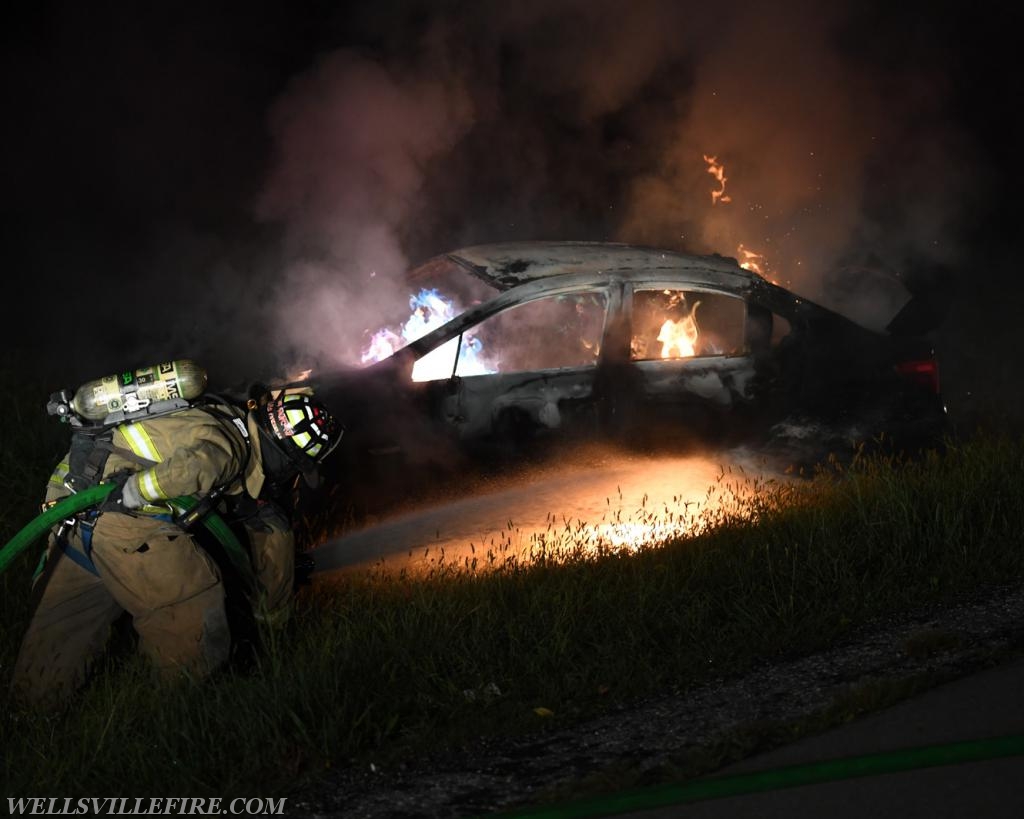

{"left": 255, "top": 42, "right": 474, "bottom": 371}
{"left": 253, "top": 0, "right": 984, "bottom": 368}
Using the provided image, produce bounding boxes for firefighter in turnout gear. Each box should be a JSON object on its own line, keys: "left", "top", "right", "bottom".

{"left": 11, "top": 386, "right": 342, "bottom": 707}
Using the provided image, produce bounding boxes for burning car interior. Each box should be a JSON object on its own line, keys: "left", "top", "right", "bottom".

{"left": 630, "top": 288, "right": 746, "bottom": 360}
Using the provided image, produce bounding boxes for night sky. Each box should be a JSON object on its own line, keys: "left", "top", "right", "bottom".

{"left": 2, "top": 0, "right": 1021, "bottom": 426}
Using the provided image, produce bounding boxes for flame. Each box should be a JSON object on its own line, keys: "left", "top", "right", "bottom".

{"left": 657, "top": 301, "right": 700, "bottom": 358}
{"left": 360, "top": 329, "right": 403, "bottom": 364}
{"left": 703, "top": 154, "right": 732, "bottom": 205}
{"left": 737, "top": 243, "right": 766, "bottom": 275}
{"left": 736, "top": 243, "right": 782, "bottom": 285}
{"left": 361, "top": 288, "right": 455, "bottom": 366}
{"left": 362, "top": 287, "right": 495, "bottom": 381}
{"left": 699, "top": 153, "right": 786, "bottom": 286}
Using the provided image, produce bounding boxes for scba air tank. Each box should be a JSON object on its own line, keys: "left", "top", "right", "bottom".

{"left": 71, "top": 360, "right": 208, "bottom": 421}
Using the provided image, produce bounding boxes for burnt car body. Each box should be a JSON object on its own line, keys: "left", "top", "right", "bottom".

{"left": 305, "top": 242, "right": 945, "bottom": 479}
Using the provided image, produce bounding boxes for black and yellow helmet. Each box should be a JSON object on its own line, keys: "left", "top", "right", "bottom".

{"left": 261, "top": 393, "right": 343, "bottom": 468}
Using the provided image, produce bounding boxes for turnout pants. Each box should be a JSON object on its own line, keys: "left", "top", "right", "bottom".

{"left": 12, "top": 512, "right": 230, "bottom": 706}
{"left": 243, "top": 503, "right": 295, "bottom": 622}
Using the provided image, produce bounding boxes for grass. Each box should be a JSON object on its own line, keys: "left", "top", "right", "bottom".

{"left": 2, "top": 363, "right": 1024, "bottom": 802}
{"left": 0, "top": 367, "right": 72, "bottom": 667}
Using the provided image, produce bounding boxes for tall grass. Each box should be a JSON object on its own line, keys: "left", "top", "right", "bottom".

{"left": 2, "top": 362, "right": 1024, "bottom": 797}
{"left": 0, "top": 366, "right": 70, "bottom": 665}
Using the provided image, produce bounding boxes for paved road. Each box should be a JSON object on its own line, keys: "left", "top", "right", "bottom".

{"left": 612, "top": 657, "right": 1024, "bottom": 819}
{"left": 311, "top": 446, "right": 786, "bottom": 579}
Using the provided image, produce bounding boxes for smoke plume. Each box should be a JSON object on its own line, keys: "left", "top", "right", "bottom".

{"left": 254, "top": 0, "right": 983, "bottom": 368}
{"left": 255, "top": 43, "right": 474, "bottom": 371}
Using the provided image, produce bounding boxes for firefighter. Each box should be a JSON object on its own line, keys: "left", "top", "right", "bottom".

{"left": 11, "top": 392, "right": 342, "bottom": 707}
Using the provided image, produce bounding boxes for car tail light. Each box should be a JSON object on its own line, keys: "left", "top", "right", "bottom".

{"left": 895, "top": 358, "right": 940, "bottom": 394}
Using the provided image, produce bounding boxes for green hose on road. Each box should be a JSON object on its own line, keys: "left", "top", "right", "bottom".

{"left": 487, "top": 733, "right": 1024, "bottom": 818}
{"left": 0, "top": 483, "right": 254, "bottom": 588}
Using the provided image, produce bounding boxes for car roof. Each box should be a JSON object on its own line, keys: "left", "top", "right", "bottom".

{"left": 416, "top": 241, "right": 763, "bottom": 291}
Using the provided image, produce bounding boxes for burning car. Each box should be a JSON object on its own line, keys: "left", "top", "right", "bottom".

{"left": 305, "top": 242, "right": 946, "bottom": 480}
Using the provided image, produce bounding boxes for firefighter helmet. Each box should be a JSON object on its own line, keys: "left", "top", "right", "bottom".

{"left": 260, "top": 393, "right": 343, "bottom": 470}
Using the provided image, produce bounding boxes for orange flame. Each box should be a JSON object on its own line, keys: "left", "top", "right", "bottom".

{"left": 657, "top": 302, "right": 700, "bottom": 358}
{"left": 737, "top": 243, "right": 766, "bottom": 275}
{"left": 700, "top": 153, "right": 785, "bottom": 286}
{"left": 736, "top": 243, "right": 782, "bottom": 285}
{"left": 703, "top": 154, "right": 732, "bottom": 205}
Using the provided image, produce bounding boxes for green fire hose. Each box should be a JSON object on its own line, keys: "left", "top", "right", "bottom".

{"left": 487, "top": 733, "right": 1024, "bottom": 818}
{"left": 0, "top": 483, "right": 255, "bottom": 588}
{"left": 0, "top": 484, "right": 112, "bottom": 575}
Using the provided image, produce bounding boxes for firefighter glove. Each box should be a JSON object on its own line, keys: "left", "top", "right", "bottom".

{"left": 121, "top": 476, "right": 144, "bottom": 510}
{"left": 99, "top": 472, "right": 144, "bottom": 513}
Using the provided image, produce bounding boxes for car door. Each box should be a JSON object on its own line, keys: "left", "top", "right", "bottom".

{"left": 413, "top": 288, "right": 613, "bottom": 443}
{"left": 622, "top": 283, "right": 762, "bottom": 439}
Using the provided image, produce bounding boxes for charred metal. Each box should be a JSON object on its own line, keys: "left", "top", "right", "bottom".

{"left": 303, "top": 242, "right": 946, "bottom": 487}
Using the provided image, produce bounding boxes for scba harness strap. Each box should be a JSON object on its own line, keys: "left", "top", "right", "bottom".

{"left": 65, "top": 427, "right": 115, "bottom": 494}
{"left": 56, "top": 515, "right": 99, "bottom": 577}
{"left": 65, "top": 426, "right": 160, "bottom": 495}
{"left": 50, "top": 396, "right": 253, "bottom": 578}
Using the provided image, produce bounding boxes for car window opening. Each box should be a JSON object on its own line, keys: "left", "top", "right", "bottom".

{"left": 631, "top": 289, "right": 745, "bottom": 361}
{"left": 412, "top": 292, "right": 610, "bottom": 382}
{"left": 454, "top": 292, "right": 609, "bottom": 377}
